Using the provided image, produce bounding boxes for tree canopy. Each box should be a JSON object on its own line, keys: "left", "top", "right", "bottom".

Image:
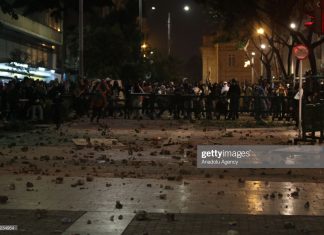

{"left": 0, "top": 0, "right": 147, "bottom": 80}
{"left": 1, "top": 0, "right": 114, "bottom": 19}
{"left": 196, "top": 0, "right": 324, "bottom": 78}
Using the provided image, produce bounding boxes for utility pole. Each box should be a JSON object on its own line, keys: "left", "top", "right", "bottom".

{"left": 251, "top": 56, "right": 255, "bottom": 84}
{"left": 79, "top": 0, "right": 84, "bottom": 80}
{"left": 139, "top": 0, "right": 143, "bottom": 33}
{"left": 168, "top": 12, "right": 171, "bottom": 56}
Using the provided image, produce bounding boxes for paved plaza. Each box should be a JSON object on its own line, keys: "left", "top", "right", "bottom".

{"left": 0, "top": 118, "right": 323, "bottom": 234}
{"left": 122, "top": 213, "right": 324, "bottom": 235}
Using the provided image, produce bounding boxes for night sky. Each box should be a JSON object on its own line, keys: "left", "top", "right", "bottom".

{"left": 144, "top": 0, "right": 211, "bottom": 62}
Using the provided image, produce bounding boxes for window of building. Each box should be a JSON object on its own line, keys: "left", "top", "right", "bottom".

{"left": 228, "top": 54, "right": 236, "bottom": 67}
{"left": 43, "top": 52, "right": 48, "bottom": 66}
{"left": 45, "top": 11, "right": 62, "bottom": 32}
{"left": 31, "top": 48, "right": 37, "bottom": 64}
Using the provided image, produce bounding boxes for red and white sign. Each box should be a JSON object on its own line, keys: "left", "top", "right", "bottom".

{"left": 293, "top": 45, "right": 309, "bottom": 60}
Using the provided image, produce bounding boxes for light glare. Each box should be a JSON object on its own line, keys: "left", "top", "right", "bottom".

{"left": 184, "top": 5, "right": 190, "bottom": 12}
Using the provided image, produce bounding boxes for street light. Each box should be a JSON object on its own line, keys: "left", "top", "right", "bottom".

{"left": 141, "top": 42, "right": 148, "bottom": 49}
{"left": 260, "top": 44, "right": 267, "bottom": 78}
{"left": 145, "top": 4, "right": 191, "bottom": 56}
{"left": 251, "top": 52, "right": 256, "bottom": 84}
{"left": 257, "top": 28, "right": 266, "bottom": 79}
{"left": 167, "top": 5, "right": 191, "bottom": 56}
{"left": 79, "top": 0, "right": 84, "bottom": 80}
{"left": 290, "top": 22, "right": 297, "bottom": 87}
{"left": 184, "top": 5, "right": 190, "bottom": 12}
{"left": 139, "top": 0, "right": 143, "bottom": 32}
{"left": 257, "top": 27, "right": 265, "bottom": 35}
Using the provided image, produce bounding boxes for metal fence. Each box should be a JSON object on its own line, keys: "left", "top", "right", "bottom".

{"left": 9, "top": 94, "right": 323, "bottom": 125}
{"left": 124, "top": 93, "right": 298, "bottom": 121}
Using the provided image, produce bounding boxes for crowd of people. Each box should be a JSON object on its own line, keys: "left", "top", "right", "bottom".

{"left": 0, "top": 77, "right": 65, "bottom": 128}
{"left": 0, "top": 76, "right": 323, "bottom": 126}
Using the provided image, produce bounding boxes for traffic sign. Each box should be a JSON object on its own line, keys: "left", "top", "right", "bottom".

{"left": 293, "top": 45, "right": 309, "bottom": 60}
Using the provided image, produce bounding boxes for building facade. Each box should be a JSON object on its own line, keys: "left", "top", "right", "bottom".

{"left": 201, "top": 34, "right": 324, "bottom": 87}
{"left": 201, "top": 35, "right": 262, "bottom": 85}
{"left": 0, "top": 9, "right": 63, "bottom": 71}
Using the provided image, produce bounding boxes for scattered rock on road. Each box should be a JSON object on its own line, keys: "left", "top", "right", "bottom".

{"left": 159, "top": 194, "right": 167, "bottom": 200}
{"left": 238, "top": 178, "right": 245, "bottom": 184}
{"left": 136, "top": 210, "right": 148, "bottom": 221}
{"left": 115, "top": 201, "right": 123, "bottom": 209}
{"left": 55, "top": 177, "right": 64, "bottom": 184}
{"left": 291, "top": 191, "right": 299, "bottom": 198}
{"left": 86, "top": 176, "right": 94, "bottom": 182}
{"left": 9, "top": 183, "right": 15, "bottom": 190}
{"left": 0, "top": 195, "right": 8, "bottom": 204}
{"left": 284, "top": 221, "right": 296, "bottom": 229}
{"left": 165, "top": 213, "right": 175, "bottom": 221}
{"left": 71, "top": 179, "right": 85, "bottom": 187}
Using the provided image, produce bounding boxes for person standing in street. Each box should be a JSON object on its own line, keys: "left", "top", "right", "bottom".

{"left": 49, "top": 81, "right": 64, "bottom": 130}
{"left": 227, "top": 79, "right": 241, "bottom": 120}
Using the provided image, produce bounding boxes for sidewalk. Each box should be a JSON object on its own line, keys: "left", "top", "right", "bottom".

{"left": 1, "top": 175, "right": 324, "bottom": 234}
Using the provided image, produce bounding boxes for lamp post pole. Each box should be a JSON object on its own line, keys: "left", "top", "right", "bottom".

{"left": 257, "top": 29, "right": 265, "bottom": 80}
{"left": 168, "top": 12, "right": 171, "bottom": 56}
{"left": 290, "top": 23, "right": 296, "bottom": 88}
{"left": 139, "top": 0, "right": 143, "bottom": 33}
{"left": 251, "top": 56, "right": 255, "bottom": 84}
{"left": 298, "top": 60, "right": 303, "bottom": 138}
{"left": 292, "top": 53, "right": 296, "bottom": 88}
{"left": 260, "top": 44, "right": 267, "bottom": 79}
{"left": 149, "top": 5, "right": 190, "bottom": 57}
{"left": 79, "top": 0, "right": 84, "bottom": 80}
{"left": 293, "top": 44, "right": 308, "bottom": 139}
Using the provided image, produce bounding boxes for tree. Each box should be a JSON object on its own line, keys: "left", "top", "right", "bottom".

{"left": 2, "top": 0, "right": 144, "bottom": 80}
{"left": 82, "top": 0, "right": 142, "bottom": 79}
{"left": 6, "top": 0, "right": 114, "bottom": 19}
{"left": 0, "top": 1, "right": 18, "bottom": 19}
{"left": 139, "top": 50, "right": 183, "bottom": 82}
{"left": 196, "top": 0, "right": 324, "bottom": 77}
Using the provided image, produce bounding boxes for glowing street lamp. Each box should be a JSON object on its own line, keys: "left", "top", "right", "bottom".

{"left": 147, "top": 4, "right": 191, "bottom": 56}
{"left": 251, "top": 52, "right": 256, "bottom": 83}
{"left": 290, "top": 22, "right": 297, "bottom": 86}
{"left": 257, "top": 27, "right": 265, "bottom": 35}
{"left": 141, "top": 43, "right": 148, "bottom": 49}
{"left": 256, "top": 28, "right": 266, "bottom": 79}
{"left": 260, "top": 45, "right": 267, "bottom": 78}
{"left": 167, "top": 5, "right": 191, "bottom": 56}
{"left": 184, "top": 5, "right": 190, "bottom": 12}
